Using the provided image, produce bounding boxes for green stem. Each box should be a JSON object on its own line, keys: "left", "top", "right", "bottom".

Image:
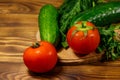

{"left": 81, "top": 23, "right": 86, "bottom": 28}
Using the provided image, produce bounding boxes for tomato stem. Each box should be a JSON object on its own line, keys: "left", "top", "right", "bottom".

{"left": 32, "top": 42, "right": 40, "bottom": 48}
{"left": 74, "top": 21, "right": 94, "bottom": 37}
{"left": 81, "top": 22, "right": 86, "bottom": 28}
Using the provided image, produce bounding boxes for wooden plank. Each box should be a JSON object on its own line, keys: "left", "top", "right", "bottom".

{"left": 0, "top": 62, "right": 120, "bottom": 80}
{"left": 0, "top": 0, "right": 63, "bottom": 14}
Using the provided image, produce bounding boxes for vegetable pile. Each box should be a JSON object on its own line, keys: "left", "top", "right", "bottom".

{"left": 23, "top": 0, "right": 120, "bottom": 73}
{"left": 58, "top": 0, "right": 98, "bottom": 47}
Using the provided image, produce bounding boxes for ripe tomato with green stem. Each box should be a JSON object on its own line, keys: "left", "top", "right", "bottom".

{"left": 67, "top": 21, "right": 100, "bottom": 55}
{"left": 23, "top": 41, "right": 58, "bottom": 73}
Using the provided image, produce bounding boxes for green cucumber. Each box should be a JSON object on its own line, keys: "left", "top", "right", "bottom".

{"left": 38, "top": 4, "right": 60, "bottom": 46}
{"left": 71, "top": 2, "right": 120, "bottom": 27}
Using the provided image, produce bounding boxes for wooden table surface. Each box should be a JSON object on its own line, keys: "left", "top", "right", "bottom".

{"left": 0, "top": 0, "right": 120, "bottom": 80}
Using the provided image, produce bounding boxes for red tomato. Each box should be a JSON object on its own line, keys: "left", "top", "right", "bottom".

{"left": 23, "top": 41, "right": 58, "bottom": 73}
{"left": 67, "top": 21, "right": 100, "bottom": 55}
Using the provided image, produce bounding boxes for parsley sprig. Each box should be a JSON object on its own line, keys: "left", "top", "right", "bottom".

{"left": 97, "top": 24, "right": 120, "bottom": 61}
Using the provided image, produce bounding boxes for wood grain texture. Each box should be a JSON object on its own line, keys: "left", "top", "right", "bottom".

{"left": 0, "top": 0, "right": 120, "bottom": 80}
{"left": 1, "top": 62, "right": 120, "bottom": 80}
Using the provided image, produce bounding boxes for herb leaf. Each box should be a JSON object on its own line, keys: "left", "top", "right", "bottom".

{"left": 97, "top": 24, "right": 120, "bottom": 61}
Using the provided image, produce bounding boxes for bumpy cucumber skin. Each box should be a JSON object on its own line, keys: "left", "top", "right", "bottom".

{"left": 71, "top": 2, "right": 120, "bottom": 27}
{"left": 38, "top": 4, "right": 60, "bottom": 46}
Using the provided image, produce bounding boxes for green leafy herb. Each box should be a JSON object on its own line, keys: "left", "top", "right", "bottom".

{"left": 97, "top": 24, "right": 120, "bottom": 61}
